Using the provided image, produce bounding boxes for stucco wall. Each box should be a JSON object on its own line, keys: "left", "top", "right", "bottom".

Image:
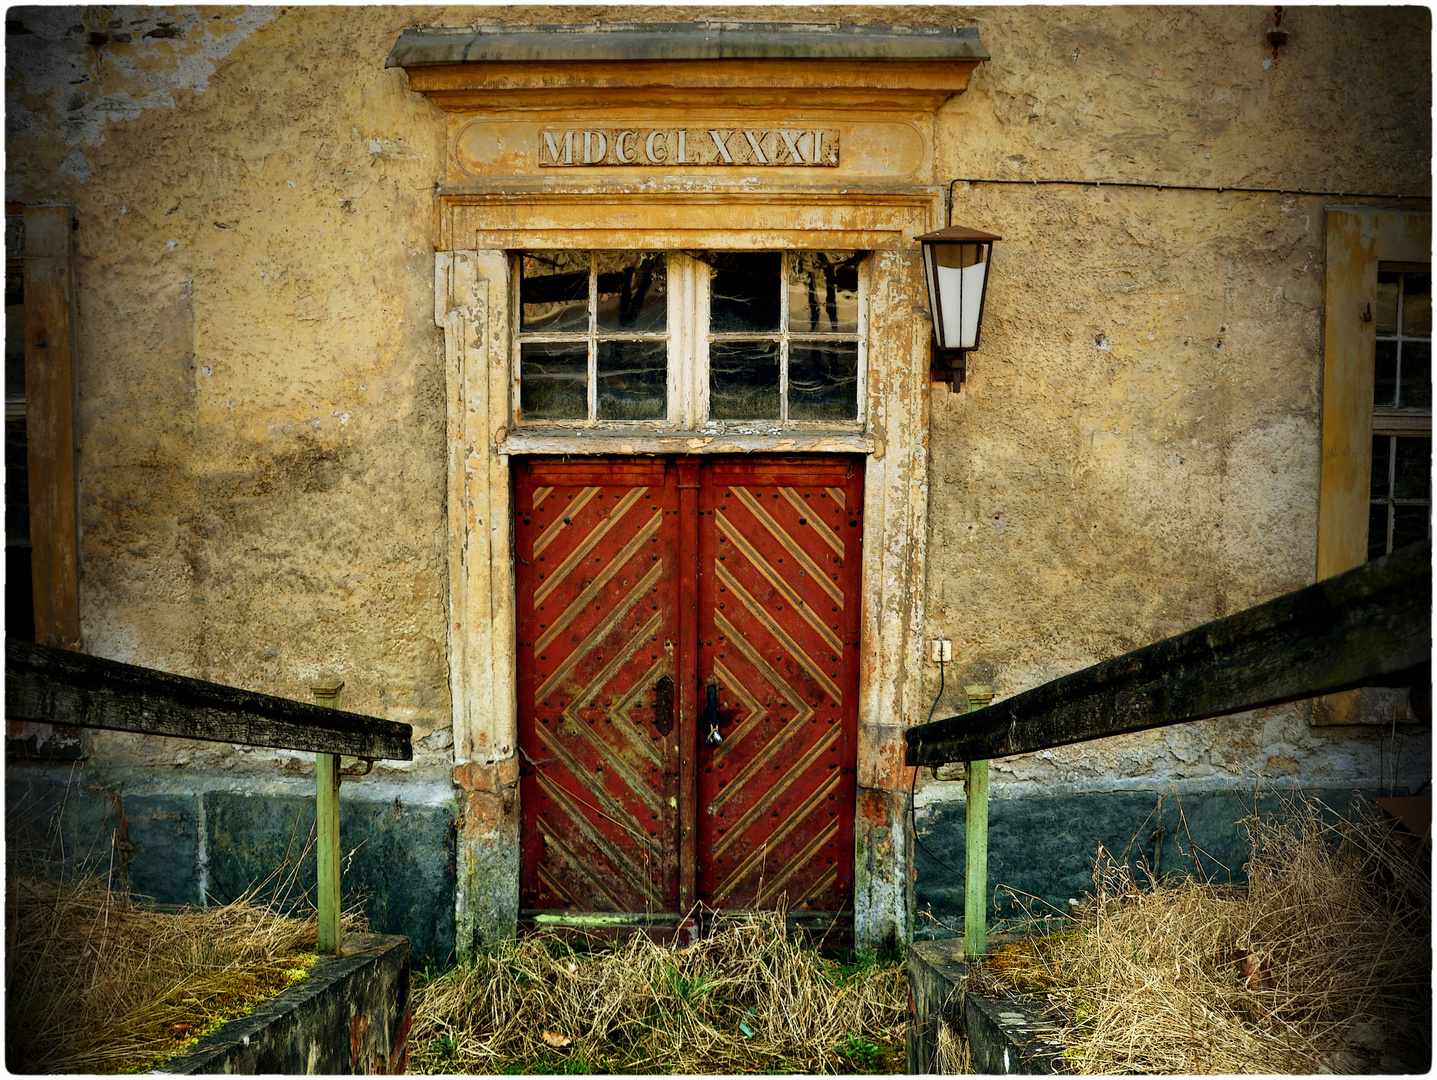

{"left": 6, "top": 5, "right": 1430, "bottom": 943}
{"left": 917, "top": 4, "right": 1430, "bottom": 795}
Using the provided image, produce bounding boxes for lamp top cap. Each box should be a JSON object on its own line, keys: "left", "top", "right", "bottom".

{"left": 916, "top": 225, "right": 1003, "bottom": 243}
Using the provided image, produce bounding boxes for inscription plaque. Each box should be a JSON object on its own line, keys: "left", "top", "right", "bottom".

{"left": 538, "top": 127, "right": 840, "bottom": 168}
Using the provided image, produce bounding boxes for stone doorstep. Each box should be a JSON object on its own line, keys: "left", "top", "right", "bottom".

{"left": 907, "top": 937, "right": 1068, "bottom": 1075}
{"left": 159, "top": 933, "right": 411, "bottom": 1075}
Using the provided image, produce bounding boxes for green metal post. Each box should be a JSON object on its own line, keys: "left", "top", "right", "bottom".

{"left": 963, "top": 684, "right": 993, "bottom": 960}
{"left": 312, "top": 680, "right": 345, "bottom": 955}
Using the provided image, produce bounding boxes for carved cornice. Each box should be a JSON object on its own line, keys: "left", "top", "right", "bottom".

{"left": 389, "top": 24, "right": 987, "bottom": 113}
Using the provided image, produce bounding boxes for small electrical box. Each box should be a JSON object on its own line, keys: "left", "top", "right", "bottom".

{"left": 930, "top": 638, "right": 952, "bottom": 663}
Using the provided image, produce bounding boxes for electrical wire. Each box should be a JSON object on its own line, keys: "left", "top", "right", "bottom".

{"left": 909, "top": 656, "right": 968, "bottom": 883}
{"left": 948, "top": 176, "right": 1431, "bottom": 214}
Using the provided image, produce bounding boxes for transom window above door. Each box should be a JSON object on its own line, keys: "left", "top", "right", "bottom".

{"left": 512, "top": 250, "right": 866, "bottom": 430}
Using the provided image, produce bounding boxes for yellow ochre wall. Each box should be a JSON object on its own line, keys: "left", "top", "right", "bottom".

{"left": 5, "top": 6, "right": 1430, "bottom": 914}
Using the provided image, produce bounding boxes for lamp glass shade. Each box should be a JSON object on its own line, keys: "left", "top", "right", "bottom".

{"left": 923, "top": 242, "right": 989, "bottom": 350}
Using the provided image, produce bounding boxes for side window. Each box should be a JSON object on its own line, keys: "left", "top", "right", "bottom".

{"left": 1368, "top": 264, "right": 1431, "bottom": 559}
{"left": 512, "top": 249, "right": 866, "bottom": 430}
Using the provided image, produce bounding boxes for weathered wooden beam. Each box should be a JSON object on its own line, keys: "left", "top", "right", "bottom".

{"left": 907, "top": 539, "right": 1431, "bottom": 766}
{"left": 6, "top": 640, "right": 413, "bottom": 761}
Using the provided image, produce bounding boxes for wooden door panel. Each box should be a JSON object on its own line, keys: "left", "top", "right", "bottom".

{"left": 697, "top": 459, "right": 863, "bottom": 912}
{"left": 515, "top": 460, "right": 682, "bottom": 913}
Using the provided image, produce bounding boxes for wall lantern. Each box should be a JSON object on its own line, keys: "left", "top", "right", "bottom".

{"left": 917, "top": 225, "right": 1001, "bottom": 389}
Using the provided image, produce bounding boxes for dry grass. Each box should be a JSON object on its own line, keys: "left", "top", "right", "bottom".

{"left": 409, "top": 912, "right": 908, "bottom": 1074}
{"left": 5, "top": 807, "right": 364, "bottom": 1075}
{"left": 975, "top": 791, "right": 1431, "bottom": 1074}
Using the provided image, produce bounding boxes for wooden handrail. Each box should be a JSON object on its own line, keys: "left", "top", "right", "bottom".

{"left": 6, "top": 639, "right": 412, "bottom": 761}
{"left": 906, "top": 539, "right": 1430, "bottom": 766}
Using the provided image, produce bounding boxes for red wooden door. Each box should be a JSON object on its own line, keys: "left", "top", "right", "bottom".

{"left": 515, "top": 456, "right": 862, "bottom": 921}
{"left": 697, "top": 459, "right": 862, "bottom": 912}
{"left": 515, "top": 459, "right": 684, "bottom": 913}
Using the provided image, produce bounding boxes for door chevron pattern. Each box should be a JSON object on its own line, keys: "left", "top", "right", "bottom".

{"left": 518, "top": 462, "right": 681, "bottom": 915}
{"left": 698, "top": 461, "right": 862, "bottom": 915}
{"left": 519, "top": 457, "right": 862, "bottom": 926}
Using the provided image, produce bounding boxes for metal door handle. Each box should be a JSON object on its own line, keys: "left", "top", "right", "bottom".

{"left": 653, "top": 675, "right": 675, "bottom": 736}
{"left": 704, "top": 680, "right": 723, "bottom": 746}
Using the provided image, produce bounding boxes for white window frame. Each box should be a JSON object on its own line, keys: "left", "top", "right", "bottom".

{"left": 510, "top": 250, "right": 868, "bottom": 433}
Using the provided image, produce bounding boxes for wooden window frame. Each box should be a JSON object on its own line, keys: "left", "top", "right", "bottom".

{"left": 1315, "top": 206, "right": 1430, "bottom": 726}
{"left": 510, "top": 248, "right": 869, "bottom": 434}
{"left": 1318, "top": 207, "right": 1431, "bottom": 579}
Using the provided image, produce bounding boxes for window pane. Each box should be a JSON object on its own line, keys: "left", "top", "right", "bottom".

{"left": 6, "top": 417, "right": 29, "bottom": 546}
{"left": 1403, "top": 272, "right": 1432, "bottom": 337}
{"left": 6, "top": 266, "right": 23, "bottom": 403}
{"left": 597, "top": 340, "right": 666, "bottom": 420}
{"left": 596, "top": 252, "right": 667, "bottom": 333}
{"left": 520, "top": 341, "right": 588, "bottom": 419}
{"left": 1392, "top": 504, "right": 1430, "bottom": 550}
{"left": 1376, "top": 272, "right": 1400, "bottom": 335}
{"left": 788, "top": 342, "right": 859, "bottom": 421}
{"left": 1367, "top": 503, "right": 1390, "bottom": 560}
{"left": 787, "top": 252, "right": 859, "bottom": 334}
{"left": 1374, "top": 340, "right": 1398, "bottom": 407}
{"left": 1398, "top": 341, "right": 1431, "bottom": 409}
{"left": 710, "top": 253, "right": 781, "bottom": 333}
{"left": 1393, "top": 436, "right": 1430, "bottom": 499}
{"left": 520, "top": 251, "right": 589, "bottom": 334}
{"left": 1371, "top": 435, "right": 1391, "bottom": 499}
{"left": 709, "top": 340, "right": 779, "bottom": 419}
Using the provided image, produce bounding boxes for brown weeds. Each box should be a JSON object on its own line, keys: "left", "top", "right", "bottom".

{"left": 408, "top": 912, "right": 908, "bottom": 1074}
{"left": 979, "top": 792, "right": 1431, "bottom": 1074}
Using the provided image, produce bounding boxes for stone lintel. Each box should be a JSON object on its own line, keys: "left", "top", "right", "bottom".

{"left": 390, "top": 24, "right": 988, "bottom": 112}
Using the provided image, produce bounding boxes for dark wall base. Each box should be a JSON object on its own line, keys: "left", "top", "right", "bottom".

{"left": 6, "top": 767, "right": 457, "bottom": 965}
{"left": 913, "top": 785, "right": 1401, "bottom": 937}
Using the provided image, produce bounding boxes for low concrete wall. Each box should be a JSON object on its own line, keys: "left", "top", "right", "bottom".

{"left": 163, "top": 933, "right": 411, "bottom": 1074}
{"left": 907, "top": 938, "right": 1066, "bottom": 1075}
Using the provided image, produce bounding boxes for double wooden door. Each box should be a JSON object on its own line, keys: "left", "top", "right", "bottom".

{"left": 515, "top": 456, "right": 863, "bottom": 922}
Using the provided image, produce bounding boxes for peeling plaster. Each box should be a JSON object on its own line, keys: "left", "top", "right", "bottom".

{"left": 6, "top": 6, "right": 274, "bottom": 151}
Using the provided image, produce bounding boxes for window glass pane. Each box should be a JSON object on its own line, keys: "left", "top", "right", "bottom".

{"left": 1371, "top": 435, "right": 1391, "bottom": 499}
{"left": 710, "top": 253, "right": 781, "bottom": 333}
{"left": 5, "top": 417, "right": 29, "bottom": 546}
{"left": 5, "top": 266, "right": 23, "bottom": 403}
{"left": 1376, "top": 271, "right": 1400, "bottom": 335}
{"left": 520, "top": 251, "right": 589, "bottom": 334}
{"left": 1393, "top": 436, "right": 1430, "bottom": 499}
{"left": 1403, "top": 272, "right": 1432, "bottom": 337}
{"left": 1392, "top": 504, "right": 1429, "bottom": 551}
{"left": 709, "top": 340, "right": 779, "bottom": 419}
{"left": 1367, "top": 503, "right": 1390, "bottom": 561}
{"left": 787, "top": 252, "right": 859, "bottom": 334}
{"left": 597, "top": 340, "right": 666, "bottom": 420}
{"left": 596, "top": 252, "right": 667, "bottom": 333}
{"left": 519, "top": 341, "right": 587, "bottom": 419}
{"left": 788, "top": 342, "right": 859, "bottom": 421}
{"left": 1398, "top": 341, "right": 1431, "bottom": 409}
{"left": 1374, "top": 340, "right": 1398, "bottom": 407}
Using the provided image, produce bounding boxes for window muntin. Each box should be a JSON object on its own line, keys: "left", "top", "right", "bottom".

{"left": 1369, "top": 264, "right": 1432, "bottom": 559}
{"left": 513, "top": 249, "right": 866, "bottom": 430}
